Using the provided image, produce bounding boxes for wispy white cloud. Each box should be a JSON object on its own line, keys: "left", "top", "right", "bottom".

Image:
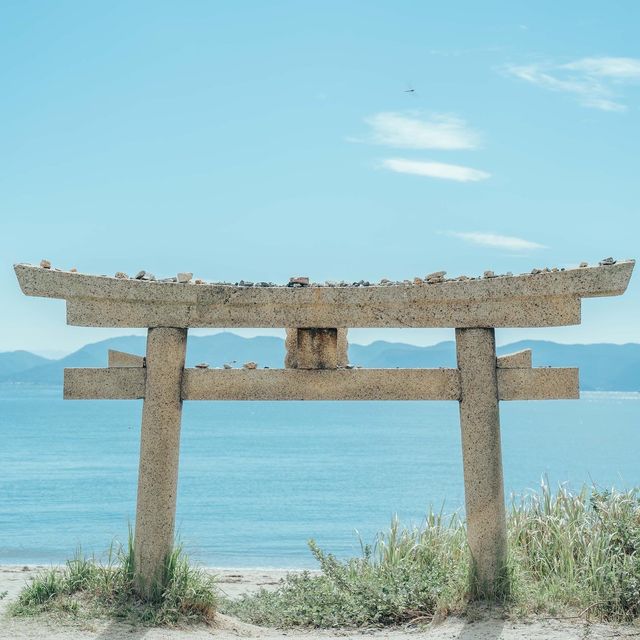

{"left": 506, "top": 56, "right": 640, "bottom": 111}
{"left": 363, "top": 112, "right": 481, "bottom": 150}
{"left": 447, "top": 231, "right": 547, "bottom": 251}
{"left": 382, "top": 158, "right": 490, "bottom": 182}
{"left": 357, "top": 112, "right": 488, "bottom": 183}
{"left": 563, "top": 57, "right": 640, "bottom": 79}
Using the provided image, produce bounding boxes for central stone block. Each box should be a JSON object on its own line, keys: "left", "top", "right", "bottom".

{"left": 285, "top": 328, "right": 347, "bottom": 369}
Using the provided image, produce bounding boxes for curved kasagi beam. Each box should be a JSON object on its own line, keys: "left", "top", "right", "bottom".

{"left": 14, "top": 260, "right": 635, "bottom": 329}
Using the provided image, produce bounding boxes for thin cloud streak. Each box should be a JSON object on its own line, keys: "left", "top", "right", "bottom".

{"left": 364, "top": 112, "right": 481, "bottom": 150}
{"left": 382, "top": 158, "right": 490, "bottom": 182}
{"left": 447, "top": 231, "right": 547, "bottom": 251}
{"left": 506, "top": 56, "right": 640, "bottom": 111}
{"left": 563, "top": 57, "right": 640, "bottom": 78}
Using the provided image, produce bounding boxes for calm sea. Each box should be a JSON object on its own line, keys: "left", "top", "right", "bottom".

{"left": 1, "top": 386, "right": 639, "bottom": 568}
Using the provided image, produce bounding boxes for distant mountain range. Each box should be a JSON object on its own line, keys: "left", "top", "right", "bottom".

{"left": 1, "top": 333, "right": 639, "bottom": 391}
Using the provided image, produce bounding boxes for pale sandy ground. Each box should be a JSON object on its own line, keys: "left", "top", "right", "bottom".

{"left": 1, "top": 566, "right": 639, "bottom": 640}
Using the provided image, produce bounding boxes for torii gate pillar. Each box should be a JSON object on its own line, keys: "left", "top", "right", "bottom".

{"left": 456, "top": 328, "right": 507, "bottom": 596}
{"left": 135, "top": 327, "right": 187, "bottom": 596}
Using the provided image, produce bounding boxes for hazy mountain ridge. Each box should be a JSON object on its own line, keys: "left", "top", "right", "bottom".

{"left": 1, "top": 333, "right": 639, "bottom": 391}
{"left": 0, "top": 350, "right": 52, "bottom": 377}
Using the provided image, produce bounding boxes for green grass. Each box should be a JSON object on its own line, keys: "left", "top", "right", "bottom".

{"left": 10, "top": 482, "right": 640, "bottom": 629}
{"left": 509, "top": 483, "right": 640, "bottom": 619}
{"left": 9, "top": 534, "right": 217, "bottom": 626}
{"left": 221, "top": 482, "right": 640, "bottom": 628}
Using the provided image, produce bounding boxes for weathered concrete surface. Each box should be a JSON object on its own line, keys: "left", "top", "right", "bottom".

{"left": 64, "top": 368, "right": 146, "bottom": 399}
{"left": 134, "top": 327, "right": 187, "bottom": 597}
{"left": 498, "top": 367, "right": 579, "bottom": 400}
{"left": 456, "top": 328, "right": 507, "bottom": 597}
{"left": 497, "top": 349, "right": 532, "bottom": 368}
{"left": 14, "top": 261, "right": 635, "bottom": 328}
{"left": 181, "top": 368, "right": 461, "bottom": 400}
{"left": 64, "top": 365, "right": 578, "bottom": 401}
{"left": 337, "top": 329, "right": 349, "bottom": 367}
{"left": 285, "top": 328, "right": 338, "bottom": 369}
{"left": 64, "top": 296, "right": 583, "bottom": 328}
{"left": 108, "top": 349, "right": 145, "bottom": 368}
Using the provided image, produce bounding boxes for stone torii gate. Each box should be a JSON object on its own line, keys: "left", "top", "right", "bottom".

{"left": 15, "top": 260, "right": 634, "bottom": 598}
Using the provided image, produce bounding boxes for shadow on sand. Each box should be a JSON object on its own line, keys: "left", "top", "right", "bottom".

{"left": 458, "top": 618, "right": 505, "bottom": 639}
{"left": 93, "top": 620, "right": 149, "bottom": 640}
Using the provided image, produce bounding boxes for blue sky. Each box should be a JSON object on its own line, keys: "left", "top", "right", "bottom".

{"left": 1, "top": 1, "right": 639, "bottom": 355}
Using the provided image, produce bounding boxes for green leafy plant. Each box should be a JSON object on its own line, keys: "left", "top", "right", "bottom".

{"left": 223, "top": 512, "right": 469, "bottom": 627}
{"left": 223, "top": 482, "right": 640, "bottom": 628}
{"left": 10, "top": 534, "right": 217, "bottom": 626}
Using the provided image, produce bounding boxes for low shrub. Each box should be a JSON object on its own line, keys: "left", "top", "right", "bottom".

{"left": 223, "top": 512, "right": 469, "bottom": 627}
{"left": 11, "top": 535, "right": 217, "bottom": 626}
{"left": 223, "top": 482, "right": 640, "bottom": 627}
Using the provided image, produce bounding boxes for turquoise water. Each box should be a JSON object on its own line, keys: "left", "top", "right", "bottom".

{"left": 1, "top": 386, "right": 639, "bottom": 567}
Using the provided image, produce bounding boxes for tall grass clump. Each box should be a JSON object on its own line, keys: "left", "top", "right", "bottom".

{"left": 10, "top": 536, "right": 217, "bottom": 626}
{"left": 223, "top": 482, "right": 640, "bottom": 628}
{"left": 509, "top": 481, "right": 640, "bottom": 620}
{"left": 222, "top": 511, "right": 470, "bottom": 627}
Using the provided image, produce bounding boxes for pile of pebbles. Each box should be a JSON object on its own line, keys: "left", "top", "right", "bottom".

{"left": 193, "top": 361, "right": 262, "bottom": 370}
{"left": 36, "top": 258, "right": 620, "bottom": 287}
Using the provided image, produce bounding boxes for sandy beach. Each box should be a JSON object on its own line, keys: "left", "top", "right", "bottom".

{"left": 0, "top": 565, "right": 637, "bottom": 640}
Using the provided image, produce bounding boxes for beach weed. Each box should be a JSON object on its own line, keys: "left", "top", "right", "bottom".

{"left": 223, "top": 482, "right": 640, "bottom": 627}
{"left": 223, "top": 512, "right": 469, "bottom": 627}
{"left": 10, "top": 482, "right": 640, "bottom": 628}
{"left": 10, "top": 538, "right": 217, "bottom": 626}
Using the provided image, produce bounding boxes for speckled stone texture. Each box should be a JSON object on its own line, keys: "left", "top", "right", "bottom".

{"left": 285, "top": 328, "right": 338, "bottom": 369}
{"left": 181, "top": 368, "right": 461, "bottom": 400}
{"left": 107, "top": 349, "right": 144, "bottom": 368}
{"left": 496, "top": 348, "right": 532, "bottom": 369}
{"left": 64, "top": 367, "right": 146, "bottom": 399}
{"left": 285, "top": 328, "right": 349, "bottom": 368}
{"left": 336, "top": 329, "right": 349, "bottom": 367}
{"left": 497, "top": 367, "right": 578, "bottom": 400}
{"left": 456, "top": 328, "right": 507, "bottom": 597}
{"left": 65, "top": 365, "right": 578, "bottom": 401}
{"left": 134, "top": 327, "right": 187, "bottom": 597}
{"left": 14, "top": 261, "right": 635, "bottom": 328}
